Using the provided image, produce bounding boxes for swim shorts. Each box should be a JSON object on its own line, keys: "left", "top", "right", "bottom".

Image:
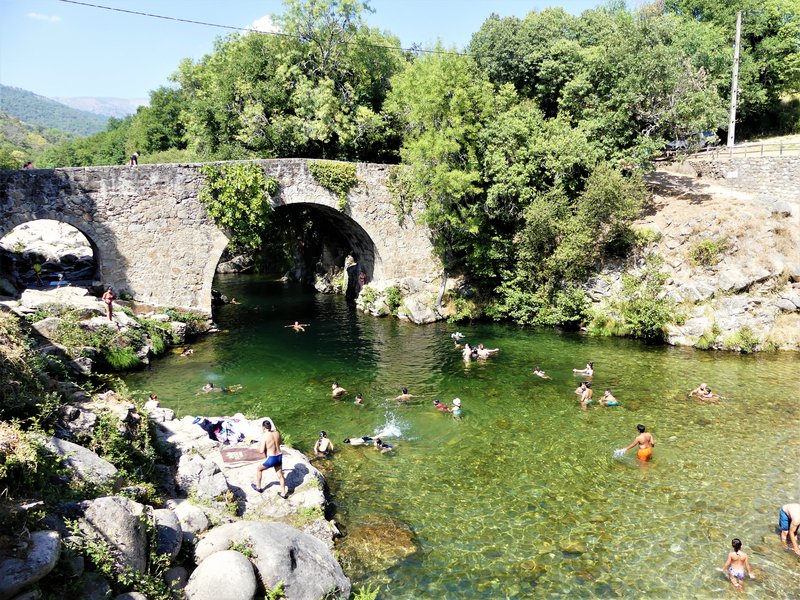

{"left": 728, "top": 567, "right": 745, "bottom": 579}
{"left": 262, "top": 454, "right": 282, "bottom": 469}
{"left": 779, "top": 507, "right": 791, "bottom": 531}
{"left": 637, "top": 447, "right": 653, "bottom": 461}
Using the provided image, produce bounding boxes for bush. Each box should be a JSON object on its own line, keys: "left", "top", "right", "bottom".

{"left": 689, "top": 237, "right": 729, "bottom": 266}
{"left": 384, "top": 286, "right": 402, "bottom": 315}
{"left": 694, "top": 323, "right": 722, "bottom": 350}
{"left": 308, "top": 161, "right": 359, "bottom": 211}
{"left": 360, "top": 285, "right": 378, "bottom": 309}
{"left": 723, "top": 326, "right": 760, "bottom": 353}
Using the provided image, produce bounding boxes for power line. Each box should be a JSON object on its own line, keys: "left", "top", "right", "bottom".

{"left": 55, "top": 0, "right": 467, "bottom": 57}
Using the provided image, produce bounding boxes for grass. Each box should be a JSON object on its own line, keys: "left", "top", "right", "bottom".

{"left": 689, "top": 237, "right": 729, "bottom": 266}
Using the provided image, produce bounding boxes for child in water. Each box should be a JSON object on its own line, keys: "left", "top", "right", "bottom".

{"left": 719, "top": 538, "right": 754, "bottom": 591}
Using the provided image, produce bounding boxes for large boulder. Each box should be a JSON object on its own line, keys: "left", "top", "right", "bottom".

{"left": 176, "top": 455, "right": 229, "bottom": 500}
{"left": 77, "top": 497, "right": 148, "bottom": 573}
{"left": 163, "top": 566, "right": 189, "bottom": 592}
{"left": 43, "top": 436, "right": 119, "bottom": 486}
{"left": 194, "top": 522, "right": 350, "bottom": 600}
{"left": 216, "top": 255, "right": 253, "bottom": 274}
{"left": 184, "top": 550, "right": 257, "bottom": 600}
{"left": 0, "top": 531, "right": 61, "bottom": 600}
{"left": 31, "top": 317, "right": 63, "bottom": 339}
{"left": 170, "top": 500, "right": 209, "bottom": 545}
{"left": 152, "top": 509, "right": 182, "bottom": 559}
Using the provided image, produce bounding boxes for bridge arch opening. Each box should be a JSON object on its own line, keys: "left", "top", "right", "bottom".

{"left": 215, "top": 203, "right": 381, "bottom": 300}
{"left": 0, "top": 220, "right": 99, "bottom": 293}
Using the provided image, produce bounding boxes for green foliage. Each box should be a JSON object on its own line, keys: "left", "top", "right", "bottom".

{"left": 384, "top": 286, "right": 402, "bottom": 315}
{"left": 266, "top": 582, "right": 287, "bottom": 600}
{"left": 352, "top": 583, "right": 380, "bottom": 600}
{"left": 689, "top": 237, "right": 729, "bottom": 266}
{"left": 103, "top": 346, "right": 142, "bottom": 370}
{"left": 445, "top": 290, "right": 482, "bottom": 323}
{"left": 308, "top": 160, "right": 359, "bottom": 211}
{"left": 0, "top": 311, "right": 52, "bottom": 420}
{"left": 723, "top": 325, "right": 761, "bottom": 353}
{"left": 360, "top": 285, "right": 378, "bottom": 309}
{"left": 229, "top": 540, "right": 255, "bottom": 559}
{"left": 199, "top": 162, "right": 279, "bottom": 249}
{"left": 695, "top": 322, "right": 722, "bottom": 349}
{"left": 0, "top": 84, "right": 109, "bottom": 136}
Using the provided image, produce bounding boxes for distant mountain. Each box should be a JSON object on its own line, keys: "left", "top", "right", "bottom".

{"left": 0, "top": 85, "right": 109, "bottom": 137}
{"left": 53, "top": 96, "right": 147, "bottom": 118}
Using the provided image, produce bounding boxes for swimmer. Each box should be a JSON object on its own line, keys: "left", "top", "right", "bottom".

{"left": 580, "top": 382, "right": 594, "bottom": 410}
{"left": 618, "top": 424, "right": 655, "bottom": 461}
{"left": 719, "top": 538, "right": 754, "bottom": 591}
{"left": 313, "top": 431, "right": 334, "bottom": 457}
{"left": 230, "top": 298, "right": 240, "bottom": 304}
{"left": 476, "top": 343, "right": 499, "bottom": 359}
{"left": 451, "top": 332, "right": 465, "bottom": 341}
{"left": 574, "top": 382, "right": 587, "bottom": 396}
{"left": 144, "top": 394, "right": 160, "bottom": 411}
{"left": 779, "top": 503, "right": 800, "bottom": 556}
{"left": 433, "top": 399, "right": 450, "bottom": 412}
{"left": 331, "top": 382, "right": 347, "bottom": 398}
{"left": 600, "top": 389, "right": 619, "bottom": 406}
{"left": 343, "top": 436, "right": 373, "bottom": 446}
{"left": 354, "top": 392, "right": 364, "bottom": 405}
{"left": 374, "top": 438, "right": 393, "bottom": 453}
{"left": 201, "top": 382, "right": 220, "bottom": 393}
{"left": 689, "top": 383, "right": 719, "bottom": 402}
{"left": 533, "top": 366, "right": 551, "bottom": 379}
{"left": 450, "top": 398, "right": 462, "bottom": 416}
{"left": 462, "top": 343, "right": 474, "bottom": 362}
{"left": 573, "top": 362, "right": 594, "bottom": 376}
{"left": 395, "top": 387, "right": 413, "bottom": 401}
{"left": 286, "top": 321, "right": 311, "bottom": 332}
{"left": 181, "top": 348, "right": 194, "bottom": 356}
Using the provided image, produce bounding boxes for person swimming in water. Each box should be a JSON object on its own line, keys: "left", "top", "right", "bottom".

{"left": 600, "top": 389, "right": 619, "bottom": 406}
{"left": 433, "top": 399, "right": 450, "bottom": 412}
{"left": 450, "top": 398, "right": 462, "bottom": 416}
{"left": 201, "top": 382, "right": 220, "bottom": 393}
{"left": 374, "top": 438, "right": 393, "bottom": 453}
{"left": 395, "top": 387, "right": 413, "bottom": 401}
{"left": 286, "top": 321, "right": 310, "bottom": 332}
{"left": 343, "top": 436, "right": 374, "bottom": 446}
{"left": 476, "top": 343, "right": 499, "bottom": 359}
{"left": 574, "top": 381, "right": 587, "bottom": 397}
{"left": 719, "top": 538, "right": 754, "bottom": 591}
{"left": 331, "top": 382, "right": 347, "bottom": 398}
{"left": 354, "top": 392, "right": 364, "bottom": 405}
{"left": 313, "top": 431, "right": 334, "bottom": 457}
{"left": 181, "top": 347, "right": 194, "bottom": 356}
{"left": 580, "top": 382, "right": 594, "bottom": 410}
{"left": 618, "top": 424, "right": 655, "bottom": 461}
{"left": 573, "top": 362, "right": 594, "bottom": 376}
{"left": 533, "top": 366, "right": 551, "bottom": 379}
{"left": 689, "top": 383, "right": 719, "bottom": 402}
{"left": 462, "top": 343, "right": 476, "bottom": 362}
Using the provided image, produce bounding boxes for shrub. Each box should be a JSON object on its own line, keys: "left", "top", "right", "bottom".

{"left": 352, "top": 584, "right": 380, "bottom": 600}
{"left": 689, "top": 237, "right": 729, "bottom": 266}
{"left": 360, "top": 286, "right": 378, "bottom": 309}
{"left": 694, "top": 323, "right": 722, "bottom": 350}
{"left": 308, "top": 161, "right": 358, "bottom": 212}
{"left": 723, "top": 326, "right": 760, "bottom": 353}
{"left": 384, "top": 286, "right": 402, "bottom": 315}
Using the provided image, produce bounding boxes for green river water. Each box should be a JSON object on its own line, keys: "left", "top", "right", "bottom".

{"left": 126, "top": 275, "right": 800, "bottom": 598}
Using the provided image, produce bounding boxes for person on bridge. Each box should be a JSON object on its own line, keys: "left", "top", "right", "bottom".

{"left": 129, "top": 152, "right": 139, "bottom": 166}
{"left": 101, "top": 287, "right": 115, "bottom": 321}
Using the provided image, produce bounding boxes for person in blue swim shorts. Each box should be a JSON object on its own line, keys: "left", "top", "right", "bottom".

{"left": 780, "top": 503, "right": 800, "bottom": 556}
{"left": 252, "top": 419, "right": 287, "bottom": 498}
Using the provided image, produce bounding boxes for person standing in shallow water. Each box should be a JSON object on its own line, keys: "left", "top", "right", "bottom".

{"left": 620, "top": 424, "right": 655, "bottom": 461}
{"left": 719, "top": 538, "right": 754, "bottom": 591}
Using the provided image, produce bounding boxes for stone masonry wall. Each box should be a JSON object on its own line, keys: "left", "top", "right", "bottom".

{"left": 688, "top": 156, "right": 800, "bottom": 212}
{"left": 0, "top": 161, "right": 439, "bottom": 313}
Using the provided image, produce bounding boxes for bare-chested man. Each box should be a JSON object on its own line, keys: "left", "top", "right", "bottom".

{"left": 779, "top": 503, "right": 800, "bottom": 556}
{"left": 395, "top": 387, "right": 413, "bottom": 401}
{"left": 331, "top": 382, "right": 347, "bottom": 398}
{"left": 620, "top": 424, "right": 655, "bottom": 461}
{"left": 252, "top": 419, "right": 287, "bottom": 498}
{"left": 580, "top": 382, "right": 594, "bottom": 410}
{"left": 313, "top": 431, "right": 334, "bottom": 457}
{"left": 287, "top": 321, "right": 310, "bottom": 332}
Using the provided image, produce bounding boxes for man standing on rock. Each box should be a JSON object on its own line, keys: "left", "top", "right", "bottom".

{"left": 252, "top": 419, "right": 287, "bottom": 498}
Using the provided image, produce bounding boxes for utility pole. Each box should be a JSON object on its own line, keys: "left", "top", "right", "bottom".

{"left": 727, "top": 11, "right": 742, "bottom": 148}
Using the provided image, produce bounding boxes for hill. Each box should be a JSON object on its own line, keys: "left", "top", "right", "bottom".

{"left": 0, "top": 85, "right": 109, "bottom": 136}
{"left": 0, "top": 110, "right": 73, "bottom": 167}
{"left": 53, "top": 96, "right": 147, "bottom": 118}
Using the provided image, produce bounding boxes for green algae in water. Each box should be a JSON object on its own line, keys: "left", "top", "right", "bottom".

{"left": 125, "top": 275, "right": 800, "bottom": 598}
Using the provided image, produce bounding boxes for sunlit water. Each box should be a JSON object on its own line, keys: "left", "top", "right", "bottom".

{"left": 126, "top": 275, "right": 800, "bottom": 598}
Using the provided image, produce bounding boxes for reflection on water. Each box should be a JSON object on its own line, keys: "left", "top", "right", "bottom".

{"left": 126, "top": 275, "right": 800, "bottom": 598}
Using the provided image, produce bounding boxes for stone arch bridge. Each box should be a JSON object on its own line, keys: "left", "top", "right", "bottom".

{"left": 0, "top": 159, "right": 439, "bottom": 312}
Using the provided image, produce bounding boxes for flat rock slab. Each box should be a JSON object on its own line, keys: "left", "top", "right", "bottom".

{"left": 0, "top": 531, "right": 61, "bottom": 600}
{"left": 44, "top": 436, "right": 119, "bottom": 485}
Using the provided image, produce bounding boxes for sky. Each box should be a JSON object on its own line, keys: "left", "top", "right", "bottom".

{"left": 0, "top": 0, "right": 605, "bottom": 101}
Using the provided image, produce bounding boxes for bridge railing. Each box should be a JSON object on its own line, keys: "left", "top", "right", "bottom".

{"left": 688, "top": 141, "right": 800, "bottom": 160}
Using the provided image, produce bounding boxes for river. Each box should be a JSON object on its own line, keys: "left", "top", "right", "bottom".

{"left": 126, "top": 274, "right": 800, "bottom": 598}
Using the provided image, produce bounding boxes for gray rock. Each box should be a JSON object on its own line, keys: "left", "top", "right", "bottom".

{"left": 169, "top": 321, "right": 188, "bottom": 342}
{"left": 9, "top": 591, "right": 42, "bottom": 600}
{"left": 170, "top": 501, "right": 209, "bottom": 544}
{"left": 163, "top": 566, "right": 189, "bottom": 592}
{"left": 43, "top": 437, "right": 118, "bottom": 486}
{"left": 114, "top": 594, "right": 147, "bottom": 600}
{"left": 78, "top": 497, "right": 148, "bottom": 573}
{"left": 185, "top": 550, "right": 257, "bottom": 600}
{"left": 31, "top": 317, "right": 62, "bottom": 339}
{"left": 400, "top": 294, "right": 438, "bottom": 324}
{"left": 152, "top": 509, "right": 182, "bottom": 559}
{"left": 216, "top": 255, "right": 253, "bottom": 274}
{"left": 176, "top": 455, "right": 228, "bottom": 500}
{"left": 194, "top": 522, "right": 350, "bottom": 600}
{"left": 717, "top": 270, "right": 750, "bottom": 292}
{"left": 776, "top": 298, "right": 797, "bottom": 312}
{"left": 0, "top": 276, "right": 17, "bottom": 297}
{"left": 0, "top": 531, "right": 61, "bottom": 600}
{"left": 771, "top": 200, "right": 797, "bottom": 218}
{"left": 67, "top": 356, "right": 93, "bottom": 376}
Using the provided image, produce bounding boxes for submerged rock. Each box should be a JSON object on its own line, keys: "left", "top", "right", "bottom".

{"left": 335, "top": 514, "right": 417, "bottom": 579}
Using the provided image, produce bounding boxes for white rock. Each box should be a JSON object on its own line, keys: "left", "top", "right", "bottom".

{"left": 185, "top": 550, "right": 257, "bottom": 600}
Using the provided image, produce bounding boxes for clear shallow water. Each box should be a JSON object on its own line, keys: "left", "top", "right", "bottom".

{"left": 126, "top": 275, "right": 800, "bottom": 598}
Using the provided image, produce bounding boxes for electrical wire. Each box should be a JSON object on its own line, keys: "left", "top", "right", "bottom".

{"left": 55, "top": 0, "right": 467, "bottom": 57}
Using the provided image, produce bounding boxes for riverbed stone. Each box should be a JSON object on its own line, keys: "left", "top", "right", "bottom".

{"left": 152, "top": 508, "right": 182, "bottom": 559}
{"left": 77, "top": 496, "right": 148, "bottom": 573}
{"left": 185, "top": 550, "right": 256, "bottom": 600}
{"left": 163, "top": 566, "right": 188, "bottom": 592}
{"left": 194, "top": 521, "right": 350, "bottom": 600}
{"left": 335, "top": 514, "right": 417, "bottom": 580}
{"left": 42, "top": 436, "right": 119, "bottom": 486}
{"left": 170, "top": 500, "right": 209, "bottom": 544}
{"left": 0, "top": 531, "right": 61, "bottom": 600}
{"left": 176, "top": 455, "right": 229, "bottom": 500}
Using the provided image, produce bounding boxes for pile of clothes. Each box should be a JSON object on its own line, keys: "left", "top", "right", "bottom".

{"left": 191, "top": 413, "right": 260, "bottom": 445}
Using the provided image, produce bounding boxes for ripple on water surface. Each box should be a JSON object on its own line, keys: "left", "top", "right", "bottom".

{"left": 125, "top": 276, "right": 800, "bottom": 598}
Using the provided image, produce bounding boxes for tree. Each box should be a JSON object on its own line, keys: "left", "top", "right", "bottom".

{"left": 126, "top": 87, "right": 187, "bottom": 155}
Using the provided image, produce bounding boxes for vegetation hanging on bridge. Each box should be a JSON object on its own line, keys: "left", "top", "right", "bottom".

{"left": 308, "top": 160, "right": 359, "bottom": 211}
{"left": 198, "top": 163, "right": 279, "bottom": 249}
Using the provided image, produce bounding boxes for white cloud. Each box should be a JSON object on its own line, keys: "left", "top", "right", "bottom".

{"left": 27, "top": 12, "right": 61, "bottom": 23}
{"left": 250, "top": 15, "right": 281, "bottom": 34}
